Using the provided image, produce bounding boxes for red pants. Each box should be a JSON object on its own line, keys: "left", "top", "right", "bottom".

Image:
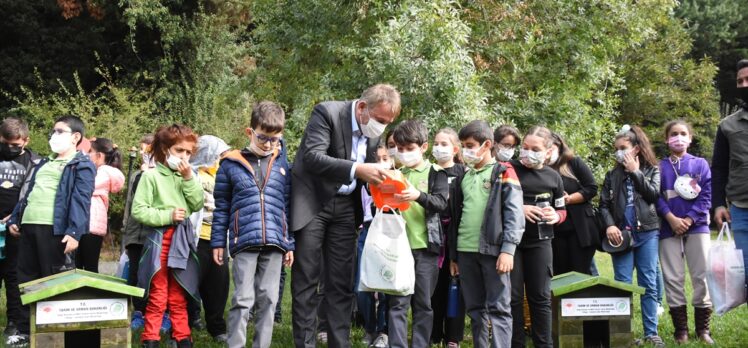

{"left": 142, "top": 227, "right": 191, "bottom": 341}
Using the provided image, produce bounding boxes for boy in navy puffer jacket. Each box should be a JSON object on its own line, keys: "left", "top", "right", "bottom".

{"left": 211, "top": 101, "right": 293, "bottom": 348}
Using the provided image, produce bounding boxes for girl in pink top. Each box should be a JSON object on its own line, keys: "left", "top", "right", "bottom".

{"left": 76, "top": 137, "right": 125, "bottom": 272}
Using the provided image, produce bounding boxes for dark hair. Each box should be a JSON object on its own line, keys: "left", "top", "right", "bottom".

{"left": 550, "top": 132, "right": 576, "bottom": 179}
{"left": 435, "top": 127, "right": 462, "bottom": 164}
{"left": 663, "top": 119, "right": 693, "bottom": 140}
{"left": 386, "top": 128, "right": 397, "bottom": 148}
{"left": 458, "top": 120, "right": 493, "bottom": 144}
{"left": 0, "top": 117, "right": 30, "bottom": 140}
{"left": 54, "top": 114, "right": 85, "bottom": 145}
{"left": 615, "top": 125, "right": 658, "bottom": 167}
{"left": 494, "top": 125, "right": 520, "bottom": 147}
{"left": 393, "top": 119, "right": 429, "bottom": 146}
{"left": 140, "top": 133, "right": 154, "bottom": 145}
{"left": 737, "top": 59, "right": 748, "bottom": 73}
{"left": 90, "top": 137, "right": 123, "bottom": 169}
{"left": 251, "top": 101, "right": 285, "bottom": 133}
{"left": 150, "top": 124, "right": 199, "bottom": 164}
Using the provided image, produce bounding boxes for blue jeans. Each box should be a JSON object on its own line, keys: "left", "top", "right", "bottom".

{"left": 611, "top": 235, "right": 660, "bottom": 337}
{"left": 355, "top": 224, "right": 388, "bottom": 334}
{"left": 731, "top": 204, "right": 748, "bottom": 288}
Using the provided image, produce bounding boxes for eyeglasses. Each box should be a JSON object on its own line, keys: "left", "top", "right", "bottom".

{"left": 49, "top": 128, "right": 72, "bottom": 138}
{"left": 252, "top": 130, "right": 281, "bottom": 144}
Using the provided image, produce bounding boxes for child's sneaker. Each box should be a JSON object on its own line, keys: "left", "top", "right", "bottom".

{"left": 5, "top": 334, "right": 29, "bottom": 347}
{"left": 3, "top": 321, "right": 19, "bottom": 336}
{"left": 161, "top": 312, "right": 172, "bottom": 334}
{"left": 642, "top": 335, "right": 665, "bottom": 348}
{"left": 131, "top": 311, "right": 145, "bottom": 330}
{"left": 371, "top": 333, "right": 388, "bottom": 348}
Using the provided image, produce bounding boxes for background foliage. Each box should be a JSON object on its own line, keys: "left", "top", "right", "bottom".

{"left": 1, "top": 0, "right": 741, "bottom": 235}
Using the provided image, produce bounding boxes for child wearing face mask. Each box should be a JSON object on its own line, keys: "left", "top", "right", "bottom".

{"left": 428, "top": 128, "right": 467, "bottom": 348}
{"left": 76, "top": 137, "right": 125, "bottom": 273}
{"left": 386, "top": 129, "right": 402, "bottom": 169}
{"left": 494, "top": 125, "right": 521, "bottom": 162}
{"left": 5, "top": 115, "right": 96, "bottom": 347}
{"left": 509, "top": 126, "right": 566, "bottom": 348}
{"left": 448, "top": 120, "right": 525, "bottom": 348}
{"left": 356, "top": 144, "right": 393, "bottom": 348}
{"left": 599, "top": 124, "right": 664, "bottom": 347}
{"left": 656, "top": 120, "right": 714, "bottom": 344}
{"left": 388, "top": 120, "right": 449, "bottom": 348}
{"left": 211, "top": 102, "right": 293, "bottom": 348}
{"left": 132, "top": 124, "right": 204, "bottom": 348}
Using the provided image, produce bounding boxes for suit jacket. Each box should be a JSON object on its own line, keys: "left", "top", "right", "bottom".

{"left": 290, "top": 100, "right": 379, "bottom": 232}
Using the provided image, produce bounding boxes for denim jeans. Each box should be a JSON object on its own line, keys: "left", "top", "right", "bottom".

{"left": 355, "top": 224, "right": 388, "bottom": 334}
{"left": 611, "top": 234, "right": 660, "bottom": 337}
{"left": 731, "top": 204, "right": 748, "bottom": 288}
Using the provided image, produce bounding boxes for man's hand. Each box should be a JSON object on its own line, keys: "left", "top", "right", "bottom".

{"left": 172, "top": 208, "right": 187, "bottom": 223}
{"left": 62, "top": 235, "right": 79, "bottom": 254}
{"left": 496, "top": 253, "right": 514, "bottom": 274}
{"left": 524, "top": 205, "right": 543, "bottom": 223}
{"left": 394, "top": 187, "right": 421, "bottom": 202}
{"left": 606, "top": 226, "right": 623, "bottom": 246}
{"left": 284, "top": 251, "right": 294, "bottom": 267}
{"left": 715, "top": 206, "right": 731, "bottom": 228}
{"left": 177, "top": 159, "right": 193, "bottom": 180}
{"left": 213, "top": 248, "right": 224, "bottom": 266}
{"left": 449, "top": 260, "right": 459, "bottom": 276}
{"left": 355, "top": 163, "right": 391, "bottom": 185}
{"left": 8, "top": 224, "right": 19, "bottom": 237}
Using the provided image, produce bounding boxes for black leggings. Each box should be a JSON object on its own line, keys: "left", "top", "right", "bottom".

{"left": 75, "top": 234, "right": 103, "bottom": 272}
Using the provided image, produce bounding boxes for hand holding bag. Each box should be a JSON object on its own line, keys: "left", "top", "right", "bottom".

{"left": 359, "top": 207, "right": 415, "bottom": 296}
{"left": 706, "top": 223, "right": 746, "bottom": 315}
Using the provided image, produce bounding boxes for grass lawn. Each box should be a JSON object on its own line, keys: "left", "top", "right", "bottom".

{"left": 2, "top": 235, "right": 747, "bottom": 347}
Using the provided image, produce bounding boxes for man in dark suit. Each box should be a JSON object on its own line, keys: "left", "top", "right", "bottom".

{"left": 291, "top": 84, "right": 401, "bottom": 348}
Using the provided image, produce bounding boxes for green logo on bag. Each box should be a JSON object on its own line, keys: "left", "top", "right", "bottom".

{"left": 381, "top": 266, "right": 394, "bottom": 282}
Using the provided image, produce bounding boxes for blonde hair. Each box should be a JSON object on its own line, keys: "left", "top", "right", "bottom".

{"left": 361, "top": 84, "right": 401, "bottom": 116}
{"left": 436, "top": 127, "right": 463, "bottom": 164}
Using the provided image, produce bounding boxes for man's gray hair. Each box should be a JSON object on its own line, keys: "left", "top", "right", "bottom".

{"left": 360, "top": 84, "right": 401, "bottom": 116}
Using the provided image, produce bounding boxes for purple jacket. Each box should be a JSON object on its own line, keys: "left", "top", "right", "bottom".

{"left": 656, "top": 154, "right": 712, "bottom": 239}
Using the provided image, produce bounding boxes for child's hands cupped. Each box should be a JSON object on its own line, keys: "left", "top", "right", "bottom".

{"left": 62, "top": 235, "right": 79, "bottom": 253}
{"left": 172, "top": 208, "right": 186, "bottom": 223}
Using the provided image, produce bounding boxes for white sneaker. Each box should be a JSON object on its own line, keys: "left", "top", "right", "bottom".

{"left": 317, "top": 331, "right": 328, "bottom": 344}
{"left": 657, "top": 304, "right": 665, "bottom": 317}
{"left": 6, "top": 334, "right": 29, "bottom": 347}
{"left": 371, "top": 333, "right": 388, "bottom": 348}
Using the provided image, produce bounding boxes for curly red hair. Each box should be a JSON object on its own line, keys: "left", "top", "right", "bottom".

{"left": 149, "top": 124, "right": 198, "bottom": 164}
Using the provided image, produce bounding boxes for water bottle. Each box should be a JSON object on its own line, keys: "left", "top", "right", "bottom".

{"left": 447, "top": 277, "right": 460, "bottom": 318}
{"left": 0, "top": 222, "right": 6, "bottom": 260}
{"left": 535, "top": 193, "right": 554, "bottom": 240}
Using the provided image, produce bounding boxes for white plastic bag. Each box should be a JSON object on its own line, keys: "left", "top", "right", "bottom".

{"left": 359, "top": 207, "right": 415, "bottom": 296}
{"left": 706, "top": 223, "right": 746, "bottom": 315}
{"left": 115, "top": 251, "right": 129, "bottom": 280}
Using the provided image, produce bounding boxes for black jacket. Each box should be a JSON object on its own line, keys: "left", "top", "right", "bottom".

{"left": 414, "top": 165, "right": 449, "bottom": 254}
{"left": 290, "top": 101, "right": 379, "bottom": 231}
{"left": 556, "top": 157, "right": 599, "bottom": 248}
{"left": 600, "top": 164, "right": 661, "bottom": 232}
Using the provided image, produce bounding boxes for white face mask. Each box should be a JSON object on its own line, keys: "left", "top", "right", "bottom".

{"left": 432, "top": 145, "right": 453, "bottom": 163}
{"left": 361, "top": 115, "right": 387, "bottom": 138}
{"left": 462, "top": 143, "right": 485, "bottom": 166}
{"left": 397, "top": 150, "right": 422, "bottom": 168}
{"left": 519, "top": 149, "right": 545, "bottom": 169}
{"left": 49, "top": 132, "right": 73, "bottom": 154}
{"left": 615, "top": 149, "right": 631, "bottom": 164}
{"left": 249, "top": 141, "right": 273, "bottom": 157}
{"left": 496, "top": 147, "right": 515, "bottom": 162}
{"left": 166, "top": 153, "right": 184, "bottom": 171}
{"left": 387, "top": 147, "right": 398, "bottom": 159}
{"left": 548, "top": 149, "right": 559, "bottom": 165}
{"left": 378, "top": 161, "right": 393, "bottom": 170}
